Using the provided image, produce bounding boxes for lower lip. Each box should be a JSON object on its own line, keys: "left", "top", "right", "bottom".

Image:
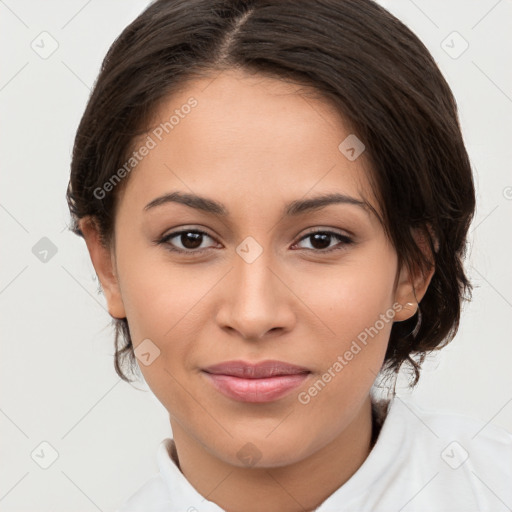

{"left": 202, "top": 371, "right": 310, "bottom": 403}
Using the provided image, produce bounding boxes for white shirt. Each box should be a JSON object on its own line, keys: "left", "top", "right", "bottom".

{"left": 116, "top": 397, "right": 512, "bottom": 511}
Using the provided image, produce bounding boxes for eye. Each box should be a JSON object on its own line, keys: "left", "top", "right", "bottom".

{"left": 158, "top": 229, "right": 218, "bottom": 254}
{"left": 157, "top": 228, "right": 354, "bottom": 256}
{"left": 293, "top": 230, "right": 354, "bottom": 253}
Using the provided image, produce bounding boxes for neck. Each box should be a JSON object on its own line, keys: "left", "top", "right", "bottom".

{"left": 170, "top": 395, "right": 379, "bottom": 512}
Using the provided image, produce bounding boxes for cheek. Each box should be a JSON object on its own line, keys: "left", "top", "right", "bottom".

{"left": 115, "top": 230, "right": 211, "bottom": 340}
{"left": 294, "top": 252, "right": 397, "bottom": 341}
{"left": 114, "top": 241, "right": 224, "bottom": 406}
{"left": 289, "top": 251, "right": 397, "bottom": 395}
{"left": 116, "top": 254, "right": 205, "bottom": 416}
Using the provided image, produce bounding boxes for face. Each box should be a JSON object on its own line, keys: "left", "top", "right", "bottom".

{"left": 82, "top": 69, "right": 425, "bottom": 468}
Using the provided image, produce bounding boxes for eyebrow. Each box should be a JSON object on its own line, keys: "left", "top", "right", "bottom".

{"left": 143, "top": 191, "right": 374, "bottom": 218}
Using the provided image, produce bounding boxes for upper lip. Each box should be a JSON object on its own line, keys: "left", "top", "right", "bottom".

{"left": 203, "top": 360, "right": 311, "bottom": 379}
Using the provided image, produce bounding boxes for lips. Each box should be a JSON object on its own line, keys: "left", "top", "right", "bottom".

{"left": 203, "top": 359, "right": 311, "bottom": 378}
{"left": 202, "top": 360, "right": 311, "bottom": 403}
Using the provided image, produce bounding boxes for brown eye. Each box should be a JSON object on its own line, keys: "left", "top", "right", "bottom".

{"left": 159, "top": 229, "right": 217, "bottom": 254}
{"left": 294, "top": 230, "right": 353, "bottom": 253}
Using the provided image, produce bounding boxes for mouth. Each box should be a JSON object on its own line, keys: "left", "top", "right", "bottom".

{"left": 202, "top": 360, "right": 311, "bottom": 403}
{"left": 203, "top": 359, "right": 311, "bottom": 378}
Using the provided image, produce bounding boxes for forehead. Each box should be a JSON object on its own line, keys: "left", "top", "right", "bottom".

{"left": 118, "top": 69, "right": 380, "bottom": 220}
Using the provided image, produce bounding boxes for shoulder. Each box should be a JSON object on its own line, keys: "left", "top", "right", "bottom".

{"left": 385, "top": 397, "right": 512, "bottom": 510}
{"left": 115, "top": 437, "right": 225, "bottom": 511}
{"left": 115, "top": 439, "right": 175, "bottom": 512}
{"left": 389, "top": 396, "right": 512, "bottom": 456}
{"left": 393, "top": 397, "right": 512, "bottom": 447}
{"left": 115, "top": 473, "right": 171, "bottom": 512}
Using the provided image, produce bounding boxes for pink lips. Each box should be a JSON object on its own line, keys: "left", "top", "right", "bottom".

{"left": 202, "top": 360, "right": 311, "bottom": 403}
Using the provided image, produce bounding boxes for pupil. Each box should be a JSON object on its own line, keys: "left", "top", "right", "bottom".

{"left": 182, "top": 232, "right": 202, "bottom": 249}
{"left": 311, "top": 233, "right": 330, "bottom": 250}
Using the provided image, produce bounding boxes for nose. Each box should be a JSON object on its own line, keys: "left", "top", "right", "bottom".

{"left": 215, "top": 247, "right": 296, "bottom": 341}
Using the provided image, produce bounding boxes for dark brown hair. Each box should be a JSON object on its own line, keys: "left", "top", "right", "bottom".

{"left": 66, "top": 0, "right": 476, "bottom": 387}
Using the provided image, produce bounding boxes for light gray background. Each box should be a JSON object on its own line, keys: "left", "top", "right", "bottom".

{"left": 1, "top": 0, "right": 511, "bottom": 510}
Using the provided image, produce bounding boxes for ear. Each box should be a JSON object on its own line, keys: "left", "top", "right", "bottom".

{"left": 79, "top": 217, "right": 126, "bottom": 319}
{"left": 393, "top": 226, "right": 436, "bottom": 322}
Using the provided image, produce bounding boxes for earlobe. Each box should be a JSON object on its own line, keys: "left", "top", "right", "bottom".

{"left": 393, "top": 264, "right": 433, "bottom": 322}
{"left": 393, "top": 227, "right": 436, "bottom": 322}
{"left": 79, "top": 217, "right": 126, "bottom": 319}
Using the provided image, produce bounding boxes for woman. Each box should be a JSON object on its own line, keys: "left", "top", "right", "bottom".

{"left": 66, "top": 0, "right": 512, "bottom": 510}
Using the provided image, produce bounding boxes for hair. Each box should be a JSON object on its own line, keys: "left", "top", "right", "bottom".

{"left": 66, "top": 0, "right": 476, "bottom": 388}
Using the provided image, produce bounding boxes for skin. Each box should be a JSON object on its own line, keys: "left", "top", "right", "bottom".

{"left": 80, "top": 69, "right": 434, "bottom": 512}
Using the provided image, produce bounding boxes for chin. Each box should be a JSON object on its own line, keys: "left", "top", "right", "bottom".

{"left": 214, "top": 432, "right": 311, "bottom": 469}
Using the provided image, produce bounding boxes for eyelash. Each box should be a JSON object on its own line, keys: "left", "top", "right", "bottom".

{"left": 157, "top": 228, "right": 354, "bottom": 256}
